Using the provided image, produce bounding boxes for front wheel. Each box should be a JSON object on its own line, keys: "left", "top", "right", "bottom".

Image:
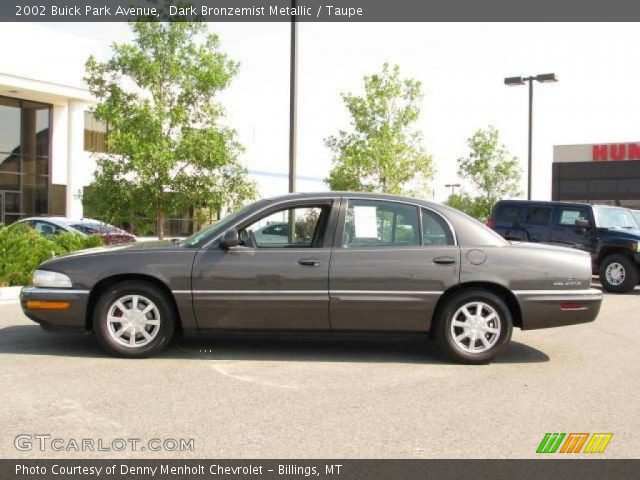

{"left": 93, "top": 281, "right": 175, "bottom": 358}
{"left": 599, "top": 254, "right": 639, "bottom": 293}
{"left": 434, "top": 289, "right": 513, "bottom": 364}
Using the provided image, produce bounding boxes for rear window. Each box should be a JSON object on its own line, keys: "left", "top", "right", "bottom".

{"left": 525, "top": 206, "right": 552, "bottom": 225}
{"left": 494, "top": 204, "right": 521, "bottom": 224}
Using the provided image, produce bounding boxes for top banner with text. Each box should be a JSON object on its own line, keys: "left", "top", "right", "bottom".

{"left": 2, "top": 0, "right": 640, "bottom": 22}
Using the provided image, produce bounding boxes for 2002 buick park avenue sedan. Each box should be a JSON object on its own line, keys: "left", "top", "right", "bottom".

{"left": 20, "top": 193, "right": 603, "bottom": 364}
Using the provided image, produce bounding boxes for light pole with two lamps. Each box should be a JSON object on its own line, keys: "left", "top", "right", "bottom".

{"left": 504, "top": 73, "right": 558, "bottom": 200}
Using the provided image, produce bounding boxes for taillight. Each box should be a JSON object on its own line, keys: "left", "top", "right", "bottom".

{"left": 486, "top": 217, "right": 495, "bottom": 229}
{"left": 561, "top": 303, "right": 585, "bottom": 311}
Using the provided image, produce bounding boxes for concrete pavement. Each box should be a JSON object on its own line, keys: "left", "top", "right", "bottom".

{"left": 0, "top": 288, "right": 638, "bottom": 459}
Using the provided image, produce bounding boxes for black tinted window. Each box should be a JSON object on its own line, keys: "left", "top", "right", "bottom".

{"left": 525, "top": 207, "right": 552, "bottom": 225}
{"left": 495, "top": 204, "right": 521, "bottom": 224}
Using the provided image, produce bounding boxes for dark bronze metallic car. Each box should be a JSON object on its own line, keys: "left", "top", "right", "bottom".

{"left": 20, "top": 193, "right": 602, "bottom": 363}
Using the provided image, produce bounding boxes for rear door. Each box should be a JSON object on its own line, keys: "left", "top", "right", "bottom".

{"left": 329, "top": 198, "right": 459, "bottom": 332}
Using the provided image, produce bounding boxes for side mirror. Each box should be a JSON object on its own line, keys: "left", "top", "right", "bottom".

{"left": 219, "top": 228, "right": 239, "bottom": 249}
{"left": 575, "top": 219, "right": 591, "bottom": 229}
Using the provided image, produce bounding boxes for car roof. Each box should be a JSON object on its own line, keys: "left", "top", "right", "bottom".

{"left": 20, "top": 216, "right": 103, "bottom": 225}
{"left": 263, "top": 191, "right": 443, "bottom": 209}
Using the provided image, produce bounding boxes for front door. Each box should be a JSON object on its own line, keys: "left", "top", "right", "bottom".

{"left": 549, "top": 205, "right": 596, "bottom": 252}
{"left": 192, "top": 200, "right": 337, "bottom": 330}
{"left": 329, "top": 198, "right": 460, "bottom": 332}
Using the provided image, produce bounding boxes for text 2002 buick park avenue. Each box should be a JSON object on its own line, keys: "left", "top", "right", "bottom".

{"left": 20, "top": 193, "right": 602, "bottom": 364}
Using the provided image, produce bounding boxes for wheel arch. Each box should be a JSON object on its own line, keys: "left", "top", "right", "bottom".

{"left": 85, "top": 274, "right": 183, "bottom": 333}
{"left": 430, "top": 282, "right": 523, "bottom": 334}
{"left": 597, "top": 246, "right": 635, "bottom": 265}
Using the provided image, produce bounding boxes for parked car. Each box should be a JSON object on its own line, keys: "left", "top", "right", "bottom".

{"left": 252, "top": 222, "right": 290, "bottom": 244}
{"left": 488, "top": 200, "right": 640, "bottom": 293}
{"left": 15, "top": 217, "right": 136, "bottom": 245}
{"left": 20, "top": 192, "right": 602, "bottom": 364}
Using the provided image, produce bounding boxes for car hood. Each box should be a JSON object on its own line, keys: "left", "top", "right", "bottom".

{"left": 42, "top": 240, "right": 181, "bottom": 263}
{"left": 597, "top": 227, "right": 640, "bottom": 240}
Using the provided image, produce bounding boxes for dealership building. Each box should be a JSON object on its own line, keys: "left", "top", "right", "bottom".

{"left": 0, "top": 23, "right": 323, "bottom": 235}
{"left": 552, "top": 142, "right": 640, "bottom": 209}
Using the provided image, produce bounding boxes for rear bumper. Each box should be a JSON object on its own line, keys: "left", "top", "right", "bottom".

{"left": 513, "top": 289, "right": 602, "bottom": 330}
{"left": 19, "top": 287, "right": 89, "bottom": 331}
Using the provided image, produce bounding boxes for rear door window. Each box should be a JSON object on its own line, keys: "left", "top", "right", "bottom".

{"left": 343, "top": 199, "right": 420, "bottom": 248}
{"left": 495, "top": 204, "right": 521, "bottom": 224}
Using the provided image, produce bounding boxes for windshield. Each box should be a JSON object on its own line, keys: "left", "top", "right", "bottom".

{"left": 594, "top": 207, "right": 639, "bottom": 229}
{"left": 181, "top": 200, "right": 267, "bottom": 248}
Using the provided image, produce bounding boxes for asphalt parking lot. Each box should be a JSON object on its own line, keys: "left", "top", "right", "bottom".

{"left": 1, "top": 285, "right": 638, "bottom": 459}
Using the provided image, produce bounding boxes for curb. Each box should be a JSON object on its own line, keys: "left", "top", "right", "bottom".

{"left": 0, "top": 286, "right": 23, "bottom": 303}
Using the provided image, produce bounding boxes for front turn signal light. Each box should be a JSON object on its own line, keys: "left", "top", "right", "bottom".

{"left": 26, "top": 301, "right": 71, "bottom": 310}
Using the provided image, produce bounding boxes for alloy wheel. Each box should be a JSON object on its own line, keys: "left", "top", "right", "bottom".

{"left": 106, "top": 294, "right": 161, "bottom": 348}
{"left": 450, "top": 301, "right": 502, "bottom": 354}
{"left": 605, "top": 262, "right": 625, "bottom": 286}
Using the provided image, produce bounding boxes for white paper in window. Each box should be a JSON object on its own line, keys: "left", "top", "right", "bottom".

{"left": 353, "top": 206, "right": 378, "bottom": 238}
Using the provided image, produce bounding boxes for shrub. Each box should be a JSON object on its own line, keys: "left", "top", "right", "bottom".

{"left": 0, "top": 224, "right": 103, "bottom": 286}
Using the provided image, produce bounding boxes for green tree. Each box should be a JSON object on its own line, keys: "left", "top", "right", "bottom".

{"left": 325, "top": 63, "right": 434, "bottom": 196}
{"left": 83, "top": 20, "right": 256, "bottom": 239}
{"left": 456, "top": 126, "right": 522, "bottom": 220}
{"left": 444, "top": 191, "right": 487, "bottom": 221}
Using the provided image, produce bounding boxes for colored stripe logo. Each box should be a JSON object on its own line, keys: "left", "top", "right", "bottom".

{"left": 537, "top": 433, "right": 613, "bottom": 454}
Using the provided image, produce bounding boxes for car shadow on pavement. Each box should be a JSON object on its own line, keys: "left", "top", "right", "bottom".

{"left": 0, "top": 325, "right": 549, "bottom": 364}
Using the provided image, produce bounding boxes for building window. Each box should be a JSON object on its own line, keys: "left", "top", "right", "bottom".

{"left": 0, "top": 95, "right": 51, "bottom": 224}
{"left": 84, "top": 111, "right": 108, "bottom": 153}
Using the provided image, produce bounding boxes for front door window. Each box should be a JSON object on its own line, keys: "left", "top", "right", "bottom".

{"left": 239, "top": 206, "right": 327, "bottom": 248}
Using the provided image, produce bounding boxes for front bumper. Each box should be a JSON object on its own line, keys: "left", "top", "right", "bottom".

{"left": 20, "top": 287, "right": 89, "bottom": 331}
{"left": 514, "top": 289, "right": 602, "bottom": 330}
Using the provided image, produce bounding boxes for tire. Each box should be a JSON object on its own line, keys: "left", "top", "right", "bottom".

{"left": 434, "top": 289, "right": 513, "bottom": 365}
{"left": 93, "top": 281, "right": 175, "bottom": 358}
{"left": 599, "top": 254, "right": 639, "bottom": 294}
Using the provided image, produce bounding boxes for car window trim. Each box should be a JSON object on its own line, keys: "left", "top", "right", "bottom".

{"left": 334, "top": 196, "right": 458, "bottom": 249}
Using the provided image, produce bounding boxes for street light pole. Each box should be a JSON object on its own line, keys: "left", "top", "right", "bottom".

{"left": 527, "top": 77, "right": 533, "bottom": 201}
{"left": 288, "top": 0, "right": 298, "bottom": 194}
{"left": 445, "top": 183, "right": 461, "bottom": 196}
{"left": 504, "top": 73, "right": 558, "bottom": 201}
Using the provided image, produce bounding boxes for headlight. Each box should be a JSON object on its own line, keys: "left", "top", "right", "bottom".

{"left": 32, "top": 270, "right": 73, "bottom": 288}
{"left": 632, "top": 241, "right": 640, "bottom": 252}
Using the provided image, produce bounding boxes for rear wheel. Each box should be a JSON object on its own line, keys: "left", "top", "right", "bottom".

{"left": 599, "top": 254, "right": 638, "bottom": 293}
{"left": 434, "top": 289, "right": 513, "bottom": 364}
{"left": 93, "top": 281, "right": 175, "bottom": 357}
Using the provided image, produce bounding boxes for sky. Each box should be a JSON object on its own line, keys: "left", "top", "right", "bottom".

{"left": 42, "top": 22, "right": 640, "bottom": 201}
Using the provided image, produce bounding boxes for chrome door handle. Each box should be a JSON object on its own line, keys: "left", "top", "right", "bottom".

{"left": 298, "top": 258, "right": 321, "bottom": 267}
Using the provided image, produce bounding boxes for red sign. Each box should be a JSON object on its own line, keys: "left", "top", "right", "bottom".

{"left": 592, "top": 143, "right": 640, "bottom": 161}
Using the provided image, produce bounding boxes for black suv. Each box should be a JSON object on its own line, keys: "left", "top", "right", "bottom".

{"left": 488, "top": 200, "right": 640, "bottom": 293}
